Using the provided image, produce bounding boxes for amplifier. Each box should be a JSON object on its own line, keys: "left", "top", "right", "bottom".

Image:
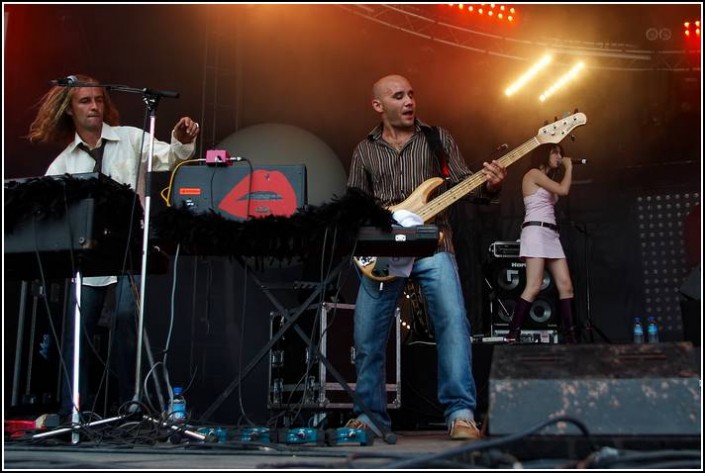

{"left": 489, "top": 240, "right": 520, "bottom": 259}
{"left": 490, "top": 328, "right": 559, "bottom": 344}
{"left": 170, "top": 164, "right": 307, "bottom": 221}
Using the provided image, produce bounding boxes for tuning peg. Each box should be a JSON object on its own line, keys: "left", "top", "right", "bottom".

{"left": 570, "top": 134, "right": 576, "bottom": 142}
{"left": 554, "top": 116, "right": 559, "bottom": 122}
{"left": 573, "top": 107, "right": 580, "bottom": 114}
{"left": 544, "top": 120, "right": 550, "bottom": 126}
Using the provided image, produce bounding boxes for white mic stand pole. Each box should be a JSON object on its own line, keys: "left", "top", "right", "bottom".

{"left": 131, "top": 88, "right": 177, "bottom": 407}
{"left": 127, "top": 89, "right": 205, "bottom": 443}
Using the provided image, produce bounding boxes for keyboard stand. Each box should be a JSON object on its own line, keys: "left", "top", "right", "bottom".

{"left": 31, "top": 270, "right": 126, "bottom": 445}
{"left": 199, "top": 256, "right": 397, "bottom": 444}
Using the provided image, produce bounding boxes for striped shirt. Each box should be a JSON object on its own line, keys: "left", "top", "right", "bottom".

{"left": 347, "top": 119, "right": 497, "bottom": 254}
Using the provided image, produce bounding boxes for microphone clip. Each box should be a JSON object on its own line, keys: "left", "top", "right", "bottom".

{"left": 49, "top": 75, "right": 79, "bottom": 86}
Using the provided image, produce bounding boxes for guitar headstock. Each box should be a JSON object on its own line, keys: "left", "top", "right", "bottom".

{"left": 536, "top": 112, "right": 587, "bottom": 144}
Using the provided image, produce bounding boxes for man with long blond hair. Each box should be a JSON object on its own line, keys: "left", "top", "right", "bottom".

{"left": 28, "top": 73, "right": 200, "bottom": 419}
{"left": 29, "top": 74, "right": 121, "bottom": 146}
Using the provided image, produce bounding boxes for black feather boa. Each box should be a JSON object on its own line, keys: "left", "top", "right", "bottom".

{"left": 152, "top": 187, "right": 394, "bottom": 260}
{"left": 4, "top": 174, "right": 141, "bottom": 232}
{"left": 4, "top": 176, "right": 394, "bottom": 261}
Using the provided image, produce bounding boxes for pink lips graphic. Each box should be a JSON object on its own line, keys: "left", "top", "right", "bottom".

{"left": 218, "top": 169, "right": 297, "bottom": 219}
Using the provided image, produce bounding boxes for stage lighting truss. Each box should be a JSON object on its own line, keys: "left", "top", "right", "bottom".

{"left": 339, "top": 4, "right": 700, "bottom": 72}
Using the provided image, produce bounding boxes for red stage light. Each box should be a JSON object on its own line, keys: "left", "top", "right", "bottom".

{"left": 683, "top": 18, "right": 702, "bottom": 38}
{"left": 448, "top": 4, "right": 519, "bottom": 25}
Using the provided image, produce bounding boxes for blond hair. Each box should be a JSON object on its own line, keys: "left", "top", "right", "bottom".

{"left": 28, "top": 74, "right": 120, "bottom": 146}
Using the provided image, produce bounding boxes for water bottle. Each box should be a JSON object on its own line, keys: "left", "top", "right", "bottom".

{"left": 647, "top": 316, "right": 659, "bottom": 343}
{"left": 168, "top": 386, "right": 187, "bottom": 423}
{"left": 632, "top": 317, "right": 644, "bottom": 344}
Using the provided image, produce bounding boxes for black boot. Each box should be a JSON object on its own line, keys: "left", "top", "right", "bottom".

{"left": 559, "top": 297, "right": 578, "bottom": 344}
{"left": 507, "top": 298, "right": 532, "bottom": 343}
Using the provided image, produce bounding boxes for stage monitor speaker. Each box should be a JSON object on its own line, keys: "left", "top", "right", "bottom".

{"left": 485, "top": 258, "right": 558, "bottom": 331}
{"left": 489, "top": 343, "right": 701, "bottom": 436}
{"left": 170, "top": 164, "right": 307, "bottom": 221}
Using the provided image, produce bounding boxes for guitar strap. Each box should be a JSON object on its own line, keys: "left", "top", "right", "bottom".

{"left": 421, "top": 126, "right": 450, "bottom": 179}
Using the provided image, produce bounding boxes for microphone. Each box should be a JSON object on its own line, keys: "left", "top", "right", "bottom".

{"left": 570, "top": 158, "right": 588, "bottom": 165}
{"left": 49, "top": 75, "right": 78, "bottom": 86}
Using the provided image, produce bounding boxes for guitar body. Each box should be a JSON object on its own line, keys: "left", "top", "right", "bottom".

{"left": 353, "top": 177, "right": 444, "bottom": 282}
{"left": 354, "top": 255, "right": 397, "bottom": 282}
{"left": 354, "top": 177, "right": 445, "bottom": 282}
{"left": 353, "top": 113, "right": 588, "bottom": 283}
{"left": 387, "top": 177, "right": 445, "bottom": 218}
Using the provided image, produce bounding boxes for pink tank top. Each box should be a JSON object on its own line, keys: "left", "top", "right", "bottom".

{"left": 523, "top": 187, "right": 558, "bottom": 224}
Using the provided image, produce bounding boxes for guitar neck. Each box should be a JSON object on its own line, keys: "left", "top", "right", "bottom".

{"left": 417, "top": 136, "right": 541, "bottom": 222}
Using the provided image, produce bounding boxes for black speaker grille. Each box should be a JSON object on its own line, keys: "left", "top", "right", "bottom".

{"left": 484, "top": 257, "right": 558, "bottom": 330}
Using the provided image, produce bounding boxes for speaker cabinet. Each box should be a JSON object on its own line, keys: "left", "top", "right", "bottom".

{"left": 485, "top": 258, "right": 558, "bottom": 331}
{"left": 489, "top": 343, "right": 701, "bottom": 435}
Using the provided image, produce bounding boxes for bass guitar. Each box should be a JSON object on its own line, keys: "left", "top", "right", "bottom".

{"left": 354, "top": 112, "right": 588, "bottom": 282}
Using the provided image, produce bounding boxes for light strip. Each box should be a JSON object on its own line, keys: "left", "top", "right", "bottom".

{"left": 505, "top": 54, "right": 552, "bottom": 97}
{"left": 539, "top": 62, "right": 585, "bottom": 102}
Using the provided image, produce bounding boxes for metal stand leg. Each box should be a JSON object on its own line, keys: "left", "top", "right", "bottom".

{"left": 133, "top": 106, "right": 159, "bottom": 405}
{"left": 199, "top": 257, "right": 397, "bottom": 444}
{"left": 69, "top": 272, "right": 82, "bottom": 444}
{"left": 11, "top": 281, "right": 29, "bottom": 406}
{"left": 31, "top": 270, "right": 84, "bottom": 443}
{"left": 122, "top": 273, "right": 166, "bottom": 412}
{"left": 11, "top": 282, "right": 46, "bottom": 407}
{"left": 573, "top": 222, "right": 611, "bottom": 344}
{"left": 199, "top": 259, "right": 346, "bottom": 422}
{"left": 32, "top": 413, "right": 208, "bottom": 443}
{"left": 140, "top": 329, "right": 166, "bottom": 410}
{"left": 29, "top": 273, "right": 167, "bottom": 444}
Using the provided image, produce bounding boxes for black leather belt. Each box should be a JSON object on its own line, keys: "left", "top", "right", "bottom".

{"left": 522, "top": 221, "right": 559, "bottom": 231}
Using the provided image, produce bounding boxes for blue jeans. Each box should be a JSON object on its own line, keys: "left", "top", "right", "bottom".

{"left": 352, "top": 252, "right": 476, "bottom": 433}
{"left": 59, "top": 276, "right": 138, "bottom": 416}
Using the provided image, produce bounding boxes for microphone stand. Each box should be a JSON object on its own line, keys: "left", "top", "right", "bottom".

{"left": 572, "top": 222, "right": 610, "bottom": 343}
{"left": 96, "top": 82, "right": 176, "bottom": 414}
{"left": 104, "top": 83, "right": 207, "bottom": 441}
{"left": 133, "top": 88, "right": 167, "bottom": 407}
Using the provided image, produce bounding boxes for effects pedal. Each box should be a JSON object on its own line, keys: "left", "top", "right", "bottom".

{"left": 325, "top": 426, "right": 375, "bottom": 446}
{"left": 240, "top": 426, "right": 271, "bottom": 443}
{"left": 279, "top": 427, "right": 325, "bottom": 445}
{"left": 196, "top": 426, "right": 228, "bottom": 443}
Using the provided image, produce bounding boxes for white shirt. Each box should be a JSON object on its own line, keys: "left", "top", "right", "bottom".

{"left": 45, "top": 122, "right": 195, "bottom": 286}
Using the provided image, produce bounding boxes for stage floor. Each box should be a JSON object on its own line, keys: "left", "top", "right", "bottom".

{"left": 4, "top": 427, "right": 701, "bottom": 469}
{"left": 5, "top": 343, "right": 701, "bottom": 469}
